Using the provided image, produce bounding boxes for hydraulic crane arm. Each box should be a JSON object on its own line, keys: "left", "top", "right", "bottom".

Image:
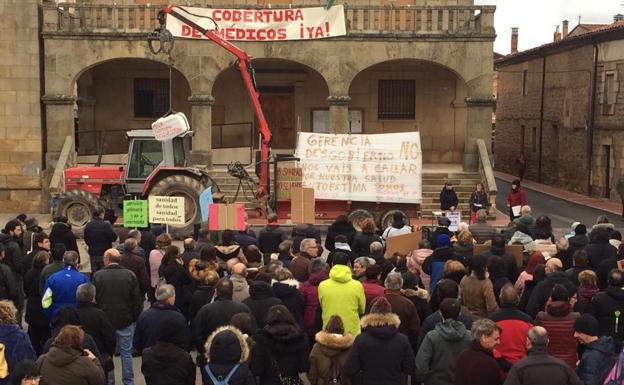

{"left": 156, "top": 6, "right": 272, "bottom": 198}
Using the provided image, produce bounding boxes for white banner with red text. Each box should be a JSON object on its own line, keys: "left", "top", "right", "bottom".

{"left": 166, "top": 5, "right": 346, "bottom": 41}
{"left": 294, "top": 132, "right": 422, "bottom": 204}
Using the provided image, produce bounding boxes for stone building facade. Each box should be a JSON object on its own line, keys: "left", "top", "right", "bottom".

{"left": 1, "top": 0, "right": 496, "bottom": 213}
{"left": 495, "top": 22, "right": 624, "bottom": 199}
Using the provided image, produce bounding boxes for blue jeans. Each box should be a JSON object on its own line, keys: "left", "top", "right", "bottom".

{"left": 108, "top": 323, "right": 135, "bottom": 385}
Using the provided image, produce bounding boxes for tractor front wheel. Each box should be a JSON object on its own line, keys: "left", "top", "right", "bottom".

{"left": 148, "top": 175, "right": 203, "bottom": 239}
{"left": 54, "top": 190, "right": 100, "bottom": 237}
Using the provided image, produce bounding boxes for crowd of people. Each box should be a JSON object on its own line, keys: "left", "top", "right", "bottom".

{"left": 0, "top": 205, "right": 623, "bottom": 385}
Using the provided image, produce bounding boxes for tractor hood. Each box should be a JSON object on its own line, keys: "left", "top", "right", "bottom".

{"left": 64, "top": 166, "right": 124, "bottom": 196}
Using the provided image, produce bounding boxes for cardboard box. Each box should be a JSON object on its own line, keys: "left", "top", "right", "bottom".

{"left": 291, "top": 187, "right": 315, "bottom": 224}
{"left": 208, "top": 203, "right": 246, "bottom": 231}
{"left": 385, "top": 230, "right": 422, "bottom": 257}
{"left": 276, "top": 165, "right": 303, "bottom": 200}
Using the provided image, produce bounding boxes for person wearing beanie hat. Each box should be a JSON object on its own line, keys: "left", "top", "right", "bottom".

{"left": 343, "top": 296, "right": 415, "bottom": 385}
{"left": 423, "top": 234, "right": 465, "bottom": 294}
{"left": 506, "top": 179, "right": 528, "bottom": 221}
{"left": 140, "top": 318, "right": 197, "bottom": 385}
{"left": 574, "top": 316, "right": 617, "bottom": 385}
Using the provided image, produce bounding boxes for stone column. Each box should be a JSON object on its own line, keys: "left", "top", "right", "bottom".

{"left": 327, "top": 95, "right": 351, "bottom": 134}
{"left": 188, "top": 94, "right": 215, "bottom": 169}
{"left": 42, "top": 94, "right": 76, "bottom": 169}
{"left": 463, "top": 96, "right": 496, "bottom": 171}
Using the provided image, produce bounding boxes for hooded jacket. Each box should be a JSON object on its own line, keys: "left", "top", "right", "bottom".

{"left": 0, "top": 323, "right": 36, "bottom": 385}
{"left": 301, "top": 270, "right": 329, "bottom": 334}
{"left": 308, "top": 330, "right": 355, "bottom": 385}
{"left": 417, "top": 309, "right": 473, "bottom": 350}
{"left": 202, "top": 326, "right": 255, "bottom": 385}
{"left": 231, "top": 274, "right": 250, "bottom": 303}
{"left": 141, "top": 341, "right": 196, "bottom": 385}
{"left": 272, "top": 279, "right": 304, "bottom": 328}
{"left": 318, "top": 265, "right": 366, "bottom": 335}
{"left": 591, "top": 286, "right": 624, "bottom": 346}
{"left": 504, "top": 346, "right": 583, "bottom": 385}
{"left": 49, "top": 221, "right": 79, "bottom": 253}
{"left": 258, "top": 224, "right": 286, "bottom": 255}
{"left": 489, "top": 304, "right": 533, "bottom": 364}
{"left": 536, "top": 301, "right": 580, "bottom": 368}
{"left": 577, "top": 336, "right": 616, "bottom": 385}
{"left": 242, "top": 281, "right": 282, "bottom": 328}
{"left": 415, "top": 319, "right": 472, "bottom": 385}
{"left": 36, "top": 345, "right": 105, "bottom": 385}
{"left": 343, "top": 312, "right": 415, "bottom": 385}
{"left": 250, "top": 322, "right": 309, "bottom": 385}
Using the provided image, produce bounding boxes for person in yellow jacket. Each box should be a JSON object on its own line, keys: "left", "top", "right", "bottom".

{"left": 318, "top": 253, "right": 366, "bottom": 335}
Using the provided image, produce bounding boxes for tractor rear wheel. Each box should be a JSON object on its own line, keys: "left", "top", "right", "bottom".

{"left": 148, "top": 175, "right": 203, "bottom": 239}
{"left": 348, "top": 209, "right": 374, "bottom": 232}
{"left": 380, "top": 210, "right": 410, "bottom": 231}
{"left": 54, "top": 190, "right": 100, "bottom": 237}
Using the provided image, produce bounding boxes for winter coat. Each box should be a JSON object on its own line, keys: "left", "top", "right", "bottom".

{"left": 403, "top": 288, "right": 432, "bottom": 326}
{"left": 504, "top": 346, "right": 583, "bottom": 385}
{"left": 120, "top": 251, "right": 150, "bottom": 296}
{"left": 489, "top": 304, "right": 533, "bottom": 364}
{"left": 536, "top": 301, "right": 580, "bottom": 368}
{"left": 454, "top": 341, "right": 503, "bottom": 385}
{"left": 509, "top": 231, "right": 536, "bottom": 253}
{"left": 76, "top": 302, "right": 117, "bottom": 358}
{"left": 343, "top": 312, "right": 415, "bottom": 385}
{"left": 506, "top": 187, "right": 528, "bottom": 208}
{"left": 42, "top": 265, "right": 90, "bottom": 320}
{"left": 361, "top": 279, "right": 385, "bottom": 309}
{"left": 575, "top": 285, "right": 599, "bottom": 314}
{"left": 188, "top": 258, "right": 220, "bottom": 284}
{"left": 189, "top": 283, "right": 215, "bottom": 321}
{"left": 215, "top": 244, "right": 244, "bottom": 267}
{"left": 258, "top": 224, "right": 286, "bottom": 255}
{"left": 250, "top": 322, "right": 309, "bottom": 385}
{"left": 430, "top": 227, "right": 453, "bottom": 248}
{"left": 148, "top": 248, "right": 165, "bottom": 288}
{"left": 469, "top": 222, "right": 498, "bottom": 244}
{"left": 326, "top": 246, "right": 357, "bottom": 267}
{"left": 2, "top": 236, "right": 24, "bottom": 279}
{"left": 318, "top": 265, "right": 366, "bottom": 335}
{"left": 0, "top": 323, "right": 36, "bottom": 385}
{"left": 230, "top": 274, "right": 250, "bottom": 303}
{"left": 39, "top": 260, "right": 63, "bottom": 295}
{"left": 469, "top": 190, "right": 489, "bottom": 212}
{"left": 234, "top": 231, "right": 259, "bottom": 253}
{"left": 526, "top": 271, "right": 577, "bottom": 318}
{"left": 92, "top": 263, "right": 143, "bottom": 330}
{"left": 440, "top": 186, "right": 459, "bottom": 211}
{"left": 272, "top": 279, "right": 304, "bottom": 327}
{"left": 289, "top": 254, "right": 312, "bottom": 282}
{"left": 534, "top": 239, "right": 558, "bottom": 257}
{"left": 203, "top": 326, "right": 255, "bottom": 385}
{"left": 159, "top": 262, "right": 192, "bottom": 317}
{"left": 565, "top": 266, "right": 586, "bottom": 287}
{"left": 481, "top": 245, "right": 520, "bottom": 283}
{"left": 141, "top": 341, "right": 196, "bottom": 385}
{"left": 585, "top": 241, "right": 617, "bottom": 269}
{"left": 325, "top": 220, "right": 356, "bottom": 251}
{"left": 243, "top": 281, "right": 282, "bottom": 328}
{"left": 36, "top": 345, "right": 105, "bottom": 385}
{"left": 415, "top": 319, "right": 472, "bottom": 385}
{"left": 192, "top": 297, "right": 252, "bottom": 363}
{"left": 23, "top": 267, "right": 43, "bottom": 327}
{"left": 591, "top": 286, "right": 624, "bottom": 347}
{"left": 351, "top": 233, "right": 383, "bottom": 258}
{"left": 84, "top": 217, "right": 117, "bottom": 258}
{"left": 423, "top": 247, "right": 465, "bottom": 293}
{"left": 49, "top": 221, "right": 79, "bottom": 252}
{"left": 134, "top": 301, "right": 191, "bottom": 353}
{"left": 308, "top": 330, "right": 355, "bottom": 385}
{"left": 301, "top": 270, "right": 328, "bottom": 335}
{"left": 417, "top": 307, "right": 473, "bottom": 350}
{"left": 597, "top": 257, "right": 619, "bottom": 290}
{"left": 453, "top": 242, "right": 473, "bottom": 261}
{"left": 382, "top": 225, "right": 412, "bottom": 240}
{"left": 385, "top": 291, "right": 420, "bottom": 348}
{"left": 459, "top": 274, "right": 499, "bottom": 320}
{"left": 407, "top": 248, "right": 433, "bottom": 289}
{"left": 577, "top": 336, "right": 616, "bottom": 385}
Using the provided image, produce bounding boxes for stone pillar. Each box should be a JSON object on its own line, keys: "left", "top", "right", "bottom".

{"left": 42, "top": 94, "right": 76, "bottom": 169}
{"left": 327, "top": 95, "right": 350, "bottom": 134}
{"left": 188, "top": 94, "right": 215, "bottom": 168}
{"left": 463, "top": 96, "right": 495, "bottom": 171}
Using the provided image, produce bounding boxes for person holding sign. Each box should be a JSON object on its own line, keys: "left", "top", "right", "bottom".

{"left": 469, "top": 183, "right": 489, "bottom": 224}
{"left": 507, "top": 179, "right": 528, "bottom": 221}
{"left": 439, "top": 183, "right": 459, "bottom": 212}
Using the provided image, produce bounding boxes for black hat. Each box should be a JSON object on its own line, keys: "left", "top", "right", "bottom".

{"left": 24, "top": 218, "right": 39, "bottom": 231}
{"left": 438, "top": 216, "right": 451, "bottom": 227}
{"left": 512, "top": 179, "right": 521, "bottom": 186}
{"left": 574, "top": 314, "right": 600, "bottom": 336}
{"left": 575, "top": 224, "right": 587, "bottom": 235}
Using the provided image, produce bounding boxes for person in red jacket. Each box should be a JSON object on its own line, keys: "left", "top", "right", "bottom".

{"left": 361, "top": 264, "right": 385, "bottom": 309}
{"left": 506, "top": 179, "right": 528, "bottom": 221}
{"left": 535, "top": 283, "right": 580, "bottom": 368}
{"left": 489, "top": 284, "right": 533, "bottom": 365}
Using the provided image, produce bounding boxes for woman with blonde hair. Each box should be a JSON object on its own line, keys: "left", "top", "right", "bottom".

{"left": 453, "top": 230, "right": 474, "bottom": 261}
{"left": 308, "top": 315, "right": 354, "bottom": 385}
{"left": 36, "top": 325, "right": 105, "bottom": 385}
{"left": 0, "top": 300, "right": 36, "bottom": 384}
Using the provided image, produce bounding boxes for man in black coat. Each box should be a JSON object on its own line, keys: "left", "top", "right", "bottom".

{"left": 591, "top": 269, "right": 624, "bottom": 350}
{"left": 93, "top": 248, "right": 143, "bottom": 385}
{"left": 84, "top": 206, "right": 118, "bottom": 274}
{"left": 134, "top": 283, "right": 191, "bottom": 353}
{"left": 192, "top": 278, "right": 253, "bottom": 367}
{"left": 258, "top": 213, "right": 286, "bottom": 257}
{"left": 480, "top": 235, "right": 519, "bottom": 283}
{"left": 525, "top": 258, "right": 576, "bottom": 318}
{"left": 242, "top": 275, "right": 282, "bottom": 328}
{"left": 0, "top": 241, "right": 20, "bottom": 307}
{"left": 585, "top": 227, "right": 617, "bottom": 269}
{"left": 2, "top": 219, "right": 25, "bottom": 322}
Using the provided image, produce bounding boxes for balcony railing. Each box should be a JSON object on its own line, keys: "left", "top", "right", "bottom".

{"left": 42, "top": 3, "right": 495, "bottom": 37}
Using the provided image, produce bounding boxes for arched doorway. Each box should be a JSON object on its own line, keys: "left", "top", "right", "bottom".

{"left": 211, "top": 58, "right": 329, "bottom": 165}
{"left": 348, "top": 59, "right": 468, "bottom": 164}
{"left": 75, "top": 58, "right": 191, "bottom": 163}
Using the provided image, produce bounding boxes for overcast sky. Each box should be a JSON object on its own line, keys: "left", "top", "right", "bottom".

{"left": 474, "top": 0, "right": 621, "bottom": 54}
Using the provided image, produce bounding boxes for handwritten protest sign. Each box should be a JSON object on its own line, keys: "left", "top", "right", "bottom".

{"left": 295, "top": 132, "right": 422, "bottom": 203}
{"left": 447, "top": 211, "right": 461, "bottom": 232}
{"left": 276, "top": 164, "right": 303, "bottom": 200}
{"left": 148, "top": 196, "right": 185, "bottom": 225}
{"left": 151, "top": 112, "right": 189, "bottom": 141}
{"left": 167, "top": 5, "right": 346, "bottom": 41}
{"left": 123, "top": 200, "right": 148, "bottom": 228}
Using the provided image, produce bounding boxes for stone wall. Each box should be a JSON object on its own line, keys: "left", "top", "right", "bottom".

{"left": 0, "top": 0, "right": 43, "bottom": 212}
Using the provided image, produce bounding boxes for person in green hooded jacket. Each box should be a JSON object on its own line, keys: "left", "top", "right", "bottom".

{"left": 318, "top": 252, "right": 366, "bottom": 335}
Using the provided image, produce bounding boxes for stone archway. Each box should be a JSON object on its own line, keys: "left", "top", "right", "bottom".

{"left": 348, "top": 59, "right": 468, "bottom": 164}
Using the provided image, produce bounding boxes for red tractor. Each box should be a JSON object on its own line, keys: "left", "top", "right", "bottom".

{"left": 55, "top": 129, "right": 223, "bottom": 237}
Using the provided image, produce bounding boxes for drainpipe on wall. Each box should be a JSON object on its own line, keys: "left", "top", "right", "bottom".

{"left": 38, "top": 5, "right": 47, "bottom": 171}
{"left": 587, "top": 43, "right": 599, "bottom": 196}
{"left": 538, "top": 55, "right": 546, "bottom": 183}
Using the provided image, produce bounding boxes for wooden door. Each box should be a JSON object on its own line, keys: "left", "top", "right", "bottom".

{"left": 260, "top": 93, "right": 295, "bottom": 149}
